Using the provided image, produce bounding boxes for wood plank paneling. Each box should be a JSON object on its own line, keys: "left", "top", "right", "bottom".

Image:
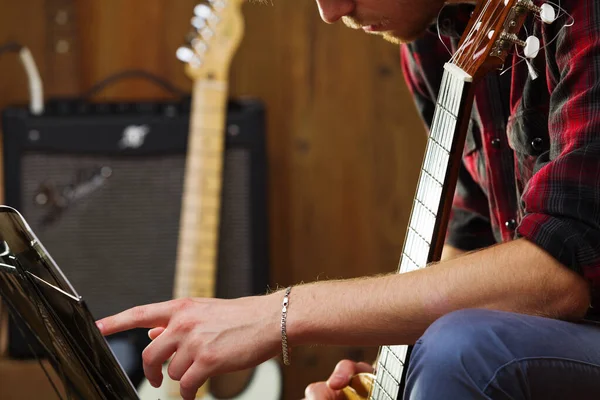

{"left": 0, "top": 1, "right": 427, "bottom": 399}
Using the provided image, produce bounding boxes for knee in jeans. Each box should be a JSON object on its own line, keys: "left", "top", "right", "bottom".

{"left": 412, "top": 309, "right": 510, "bottom": 367}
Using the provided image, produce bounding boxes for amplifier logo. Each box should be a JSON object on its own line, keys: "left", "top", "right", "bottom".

{"left": 119, "top": 124, "right": 150, "bottom": 149}
{"left": 36, "top": 167, "right": 112, "bottom": 227}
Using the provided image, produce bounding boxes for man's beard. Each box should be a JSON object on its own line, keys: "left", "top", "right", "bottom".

{"left": 341, "top": 16, "right": 402, "bottom": 44}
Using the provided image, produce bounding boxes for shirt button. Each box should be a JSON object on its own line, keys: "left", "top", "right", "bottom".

{"left": 491, "top": 138, "right": 501, "bottom": 148}
{"left": 531, "top": 137, "right": 544, "bottom": 152}
{"left": 505, "top": 219, "right": 517, "bottom": 231}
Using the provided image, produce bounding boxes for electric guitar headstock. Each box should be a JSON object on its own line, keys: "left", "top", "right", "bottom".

{"left": 176, "top": 0, "right": 245, "bottom": 82}
{"left": 452, "top": 0, "right": 557, "bottom": 81}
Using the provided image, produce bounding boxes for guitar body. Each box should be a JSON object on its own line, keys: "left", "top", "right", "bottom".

{"left": 138, "top": 359, "right": 282, "bottom": 400}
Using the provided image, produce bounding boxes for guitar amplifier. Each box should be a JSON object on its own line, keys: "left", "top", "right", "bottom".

{"left": 1, "top": 97, "right": 270, "bottom": 358}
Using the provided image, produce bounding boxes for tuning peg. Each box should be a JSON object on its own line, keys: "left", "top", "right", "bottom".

{"left": 540, "top": 4, "right": 557, "bottom": 24}
{"left": 176, "top": 46, "right": 199, "bottom": 64}
{"left": 207, "top": 0, "right": 225, "bottom": 11}
{"left": 191, "top": 16, "right": 207, "bottom": 30}
{"left": 194, "top": 4, "right": 213, "bottom": 19}
{"left": 199, "top": 26, "right": 214, "bottom": 40}
{"left": 502, "top": 33, "right": 541, "bottom": 59}
{"left": 523, "top": 36, "right": 541, "bottom": 58}
{"left": 191, "top": 38, "right": 208, "bottom": 54}
{"left": 525, "top": 2, "right": 556, "bottom": 24}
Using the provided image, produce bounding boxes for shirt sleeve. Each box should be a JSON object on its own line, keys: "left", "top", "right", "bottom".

{"left": 516, "top": 0, "right": 600, "bottom": 304}
{"left": 400, "top": 38, "right": 496, "bottom": 252}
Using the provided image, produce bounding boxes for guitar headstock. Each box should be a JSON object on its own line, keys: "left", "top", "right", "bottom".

{"left": 176, "top": 0, "right": 245, "bottom": 81}
{"left": 452, "top": 0, "right": 549, "bottom": 81}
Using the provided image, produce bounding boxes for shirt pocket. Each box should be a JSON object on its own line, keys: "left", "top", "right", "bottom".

{"left": 506, "top": 107, "right": 551, "bottom": 178}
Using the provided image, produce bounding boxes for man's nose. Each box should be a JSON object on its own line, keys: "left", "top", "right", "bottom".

{"left": 315, "top": 0, "right": 355, "bottom": 24}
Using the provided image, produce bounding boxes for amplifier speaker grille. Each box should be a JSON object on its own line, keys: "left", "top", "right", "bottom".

{"left": 2, "top": 98, "right": 269, "bottom": 358}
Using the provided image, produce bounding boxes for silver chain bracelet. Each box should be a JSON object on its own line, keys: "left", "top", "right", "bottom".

{"left": 281, "top": 286, "right": 292, "bottom": 366}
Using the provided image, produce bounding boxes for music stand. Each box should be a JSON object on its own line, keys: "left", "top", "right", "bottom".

{"left": 0, "top": 205, "right": 139, "bottom": 399}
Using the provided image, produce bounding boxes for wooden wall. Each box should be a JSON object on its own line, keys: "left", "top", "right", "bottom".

{"left": 0, "top": 1, "right": 427, "bottom": 398}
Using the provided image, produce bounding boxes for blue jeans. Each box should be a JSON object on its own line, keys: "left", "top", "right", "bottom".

{"left": 404, "top": 309, "right": 600, "bottom": 399}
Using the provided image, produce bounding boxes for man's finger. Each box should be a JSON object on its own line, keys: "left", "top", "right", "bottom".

{"left": 96, "top": 301, "right": 176, "bottom": 336}
{"left": 326, "top": 360, "right": 374, "bottom": 390}
{"left": 304, "top": 382, "right": 344, "bottom": 400}
{"left": 140, "top": 328, "right": 178, "bottom": 387}
{"left": 167, "top": 349, "right": 194, "bottom": 382}
{"left": 179, "top": 362, "right": 207, "bottom": 400}
{"left": 148, "top": 327, "right": 166, "bottom": 340}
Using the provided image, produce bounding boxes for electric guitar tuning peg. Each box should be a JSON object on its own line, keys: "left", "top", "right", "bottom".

{"left": 192, "top": 16, "right": 207, "bottom": 30}
{"left": 176, "top": 46, "right": 201, "bottom": 66}
{"left": 194, "top": 4, "right": 213, "bottom": 19}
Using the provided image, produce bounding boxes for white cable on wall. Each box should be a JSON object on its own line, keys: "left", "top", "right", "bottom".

{"left": 18, "top": 46, "right": 44, "bottom": 115}
{"left": 0, "top": 42, "right": 45, "bottom": 115}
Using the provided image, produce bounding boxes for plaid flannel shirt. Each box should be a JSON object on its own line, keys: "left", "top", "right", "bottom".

{"left": 400, "top": 0, "right": 600, "bottom": 309}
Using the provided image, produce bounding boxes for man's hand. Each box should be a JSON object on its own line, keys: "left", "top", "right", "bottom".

{"left": 95, "top": 296, "right": 281, "bottom": 400}
{"left": 303, "top": 360, "right": 375, "bottom": 400}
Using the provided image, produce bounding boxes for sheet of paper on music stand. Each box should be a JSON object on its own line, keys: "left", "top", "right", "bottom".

{"left": 0, "top": 206, "right": 139, "bottom": 399}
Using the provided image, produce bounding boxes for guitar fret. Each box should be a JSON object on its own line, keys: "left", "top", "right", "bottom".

{"left": 429, "top": 133, "right": 450, "bottom": 154}
{"left": 371, "top": 379, "right": 395, "bottom": 400}
{"left": 380, "top": 348, "right": 403, "bottom": 384}
{"left": 414, "top": 198, "right": 436, "bottom": 219}
{"left": 438, "top": 108, "right": 450, "bottom": 152}
{"left": 422, "top": 151, "right": 447, "bottom": 187}
{"left": 408, "top": 226, "right": 430, "bottom": 246}
{"left": 416, "top": 171, "right": 442, "bottom": 213}
{"left": 377, "top": 362, "right": 400, "bottom": 397}
{"left": 451, "top": 74, "right": 465, "bottom": 116}
{"left": 404, "top": 227, "right": 429, "bottom": 267}
{"left": 400, "top": 252, "right": 421, "bottom": 272}
{"left": 440, "top": 108, "right": 458, "bottom": 151}
{"left": 389, "top": 345, "right": 409, "bottom": 362}
{"left": 410, "top": 198, "right": 436, "bottom": 241}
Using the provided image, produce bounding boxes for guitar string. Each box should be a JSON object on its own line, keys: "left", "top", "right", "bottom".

{"left": 450, "top": 0, "right": 494, "bottom": 66}
{"left": 462, "top": 0, "right": 506, "bottom": 72}
{"left": 375, "top": 2, "right": 505, "bottom": 394}
{"left": 376, "top": 2, "right": 542, "bottom": 399}
{"left": 460, "top": 0, "right": 508, "bottom": 73}
{"left": 464, "top": 0, "right": 507, "bottom": 71}
{"left": 374, "top": 30, "right": 472, "bottom": 400}
{"left": 371, "top": 72, "right": 461, "bottom": 400}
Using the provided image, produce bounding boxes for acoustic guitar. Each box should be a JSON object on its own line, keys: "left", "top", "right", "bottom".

{"left": 338, "top": 0, "right": 548, "bottom": 398}
{"left": 138, "top": 1, "right": 282, "bottom": 399}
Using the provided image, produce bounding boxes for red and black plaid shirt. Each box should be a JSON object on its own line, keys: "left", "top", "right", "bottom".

{"left": 400, "top": 0, "right": 600, "bottom": 309}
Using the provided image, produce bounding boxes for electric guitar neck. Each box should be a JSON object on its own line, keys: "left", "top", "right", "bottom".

{"left": 138, "top": 2, "right": 282, "bottom": 399}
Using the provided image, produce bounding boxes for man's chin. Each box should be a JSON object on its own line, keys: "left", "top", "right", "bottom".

{"left": 364, "top": 30, "right": 404, "bottom": 45}
{"left": 381, "top": 31, "right": 403, "bottom": 44}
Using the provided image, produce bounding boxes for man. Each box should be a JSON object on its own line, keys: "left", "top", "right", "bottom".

{"left": 96, "top": 0, "right": 600, "bottom": 398}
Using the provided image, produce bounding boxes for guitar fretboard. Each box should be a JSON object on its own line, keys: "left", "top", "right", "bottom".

{"left": 371, "top": 64, "right": 473, "bottom": 400}
{"left": 173, "top": 80, "right": 228, "bottom": 300}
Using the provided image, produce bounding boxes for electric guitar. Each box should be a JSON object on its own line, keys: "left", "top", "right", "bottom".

{"left": 338, "top": 0, "right": 550, "bottom": 398}
{"left": 138, "top": 1, "right": 282, "bottom": 399}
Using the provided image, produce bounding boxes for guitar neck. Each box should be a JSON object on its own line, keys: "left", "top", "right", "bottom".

{"left": 371, "top": 64, "right": 475, "bottom": 400}
{"left": 173, "top": 79, "right": 229, "bottom": 300}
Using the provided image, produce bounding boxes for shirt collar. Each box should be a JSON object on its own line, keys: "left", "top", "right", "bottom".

{"left": 428, "top": 4, "right": 476, "bottom": 39}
